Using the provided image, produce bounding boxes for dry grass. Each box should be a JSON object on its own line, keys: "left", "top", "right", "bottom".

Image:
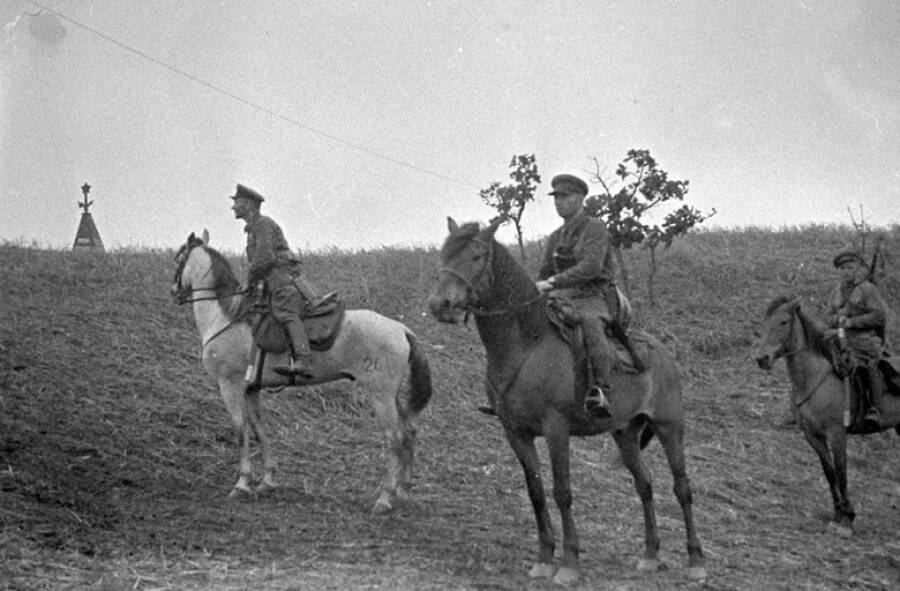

{"left": 2, "top": 226, "right": 900, "bottom": 590}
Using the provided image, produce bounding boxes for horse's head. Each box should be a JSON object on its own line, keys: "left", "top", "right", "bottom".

{"left": 428, "top": 216, "right": 502, "bottom": 324}
{"left": 754, "top": 296, "right": 802, "bottom": 370}
{"left": 171, "top": 229, "right": 210, "bottom": 304}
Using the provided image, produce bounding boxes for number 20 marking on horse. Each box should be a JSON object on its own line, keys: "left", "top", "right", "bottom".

{"left": 364, "top": 356, "right": 383, "bottom": 372}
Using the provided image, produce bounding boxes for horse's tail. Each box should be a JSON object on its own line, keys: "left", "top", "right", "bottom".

{"left": 405, "top": 330, "right": 433, "bottom": 415}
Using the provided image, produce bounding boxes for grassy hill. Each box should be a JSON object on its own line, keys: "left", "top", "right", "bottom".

{"left": 2, "top": 225, "right": 899, "bottom": 590}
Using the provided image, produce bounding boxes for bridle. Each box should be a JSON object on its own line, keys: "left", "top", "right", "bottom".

{"left": 172, "top": 236, "right": 244, "bottom": 350}
{"left": 172, "top": 238, "right": 241, "bottom": 305}
{"left": 775, "top": 308, "right": 809, "bottom": 359}
{"left": 438, "top": 236, "right": 493, "bottom": 303}
{"left": 438, "top": 235, "right": 543, "bottom": 318}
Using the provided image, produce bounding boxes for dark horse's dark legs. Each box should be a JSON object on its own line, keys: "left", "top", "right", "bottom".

{"left": 802, "top": 427, "right": 855, "bottom": 530}
{"left": 653, "top": 420, "right": 705, "bottom": 569}
{"left": 543, "top": 413, "right": 580, "bottom": 576}
{"left": 503, "top": 428, "right": 556, "bottom": 575}
{"left": 612, "top": 424, "right": 660, "bottom": 568}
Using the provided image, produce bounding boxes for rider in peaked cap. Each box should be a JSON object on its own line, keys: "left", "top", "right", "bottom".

{"left": 832, "top": 250, "right": 865, "bottom": 268}
{"left": 229, "top": 183, "right": 265, "bottom": 203}
{"left": 827, "top": 247, "right": 887, "bottom": 429}
{"left": 548, "top": 174, "right": 589, "bottom": 196}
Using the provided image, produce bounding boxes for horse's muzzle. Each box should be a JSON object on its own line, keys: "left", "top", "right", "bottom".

{"left": 428, "top": 296, "right": 465, "bottom": 324}
{"left": 754, "top": 352, "right": 774, "bottom": 370}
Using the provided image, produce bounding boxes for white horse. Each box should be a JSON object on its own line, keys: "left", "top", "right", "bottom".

{"left": 171, "top": 231, "right": 433, "bottom": 513}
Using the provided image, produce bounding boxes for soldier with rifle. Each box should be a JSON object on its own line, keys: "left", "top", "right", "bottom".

{"left": 827, "top": 249, "right": 889, "bottom": 429}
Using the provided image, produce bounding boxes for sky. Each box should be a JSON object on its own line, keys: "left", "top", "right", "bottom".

{"left": 2, "top": 0, "right": 899, "bottom": 254}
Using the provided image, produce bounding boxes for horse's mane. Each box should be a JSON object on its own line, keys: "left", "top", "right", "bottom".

{"left": 766, "top": 295, "right": 832, "bottom": 357}
{"left": 201, "top": 245, "right": 251, "bottom": 320}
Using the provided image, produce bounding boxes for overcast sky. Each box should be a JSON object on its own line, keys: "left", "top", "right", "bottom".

{"left": 2, "top": 1, "right": 898, "bottom": 254}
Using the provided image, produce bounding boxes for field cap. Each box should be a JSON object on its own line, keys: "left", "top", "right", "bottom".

{"left": 548, "top": 174, "right": 588, "bottom": 197}
{"left": 229, "top": 183, "right": 265, "bottom": 203}
{"left": 833, "top": 250, "right": 865, "bottom": 268}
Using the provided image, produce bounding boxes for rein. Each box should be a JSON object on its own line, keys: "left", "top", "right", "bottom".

{"left": 201, "top": 319, "right": 242, "bottom": 351}
{"left": 174, "top": 288, "right": 231, "bottom": 305}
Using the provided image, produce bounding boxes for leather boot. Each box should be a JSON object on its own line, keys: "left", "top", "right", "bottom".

{"left": 582, "top": 323, "right": 613, "bottom": 419}
{"left": 274, "top": 320, "right": 313, "bottom": 377}
{"left": 862, "top": 366, "right": 884, "bottom": 430}
{"left": 584, "top": 354, "right": 612, "bottom": 419}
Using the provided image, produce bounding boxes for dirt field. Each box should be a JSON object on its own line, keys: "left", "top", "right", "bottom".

{"left": 2, "top": 228, "right": 899, "bottom": 590}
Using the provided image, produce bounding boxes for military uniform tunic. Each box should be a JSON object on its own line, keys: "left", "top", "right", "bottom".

{"left": 538, "top": 210, "right": 621, "bottom": 385}
{"left": 244, "top": 213, "right": 304, "bottom": 323}
{"left": 827, "top": 279, "right": 888, "bottom": 363}
{"left": 538, "top": 211, "right": 618, "bottom": 319}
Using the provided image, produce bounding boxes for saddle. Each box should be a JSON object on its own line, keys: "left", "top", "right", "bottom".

{"left": 546, "top": 296, "right": 646, "bottom": 376}
{"left": 832, "top": 355, "right": 900, "bottom": 434}
{"left": 251, "top": 292, "right": 346, "bottom": 354}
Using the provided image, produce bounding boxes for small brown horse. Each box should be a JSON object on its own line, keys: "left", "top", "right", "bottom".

{"left": 428, "top": 217, "right": 705, "bottom": 585}
{"left": 754, "top": 296, "right": 900, "bottom": 535}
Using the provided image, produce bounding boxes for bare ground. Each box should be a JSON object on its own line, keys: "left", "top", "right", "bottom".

{"left": 2, "top": 234, "right": 899, "bottom": 590}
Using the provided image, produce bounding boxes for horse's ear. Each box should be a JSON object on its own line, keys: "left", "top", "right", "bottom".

{"left": 485, "top": 215, "right": 505, "bottom": 237}
{"left": 201, "top": 229, "right": 209, "bottom": 245}
{"left": 187, "top": 232, "right": 196, "bottom": 243}
{"left": 447, "top": 217, "right": 459, "bottom": 233}
{"left": 788, "top": 297, "right": 802, "bottom": 312}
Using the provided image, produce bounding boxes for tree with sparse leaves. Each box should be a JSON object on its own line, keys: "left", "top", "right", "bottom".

{"left": 584, "top": 149, "right": 714, "bottom": 305}
{"left": 479, "top": 154, "right": 541, "bottom": 263}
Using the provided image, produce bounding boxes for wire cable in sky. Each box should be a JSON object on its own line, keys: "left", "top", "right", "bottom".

{"left": 27, "top": 1, "right": 481, "bottom": 190}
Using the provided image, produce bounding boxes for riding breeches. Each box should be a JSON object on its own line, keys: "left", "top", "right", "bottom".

{"left": 553, "top": 292, "right": 615, "bottom": 387}
{"left": 265, "top": 268, "right": 306, "bottom": 324}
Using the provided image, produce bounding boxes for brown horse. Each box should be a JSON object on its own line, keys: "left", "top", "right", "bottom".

{"left": 427, "top": 217, "right": 705, "bottom": 585}
{"left": 754, "top": 296, "right": 900, "bottom": 535}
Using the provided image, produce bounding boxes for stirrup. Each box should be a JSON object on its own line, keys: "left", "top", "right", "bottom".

{"left": 584, "top": 385, "right": 611, "bottom": 418}
{"left": 273, "top": 356, "right": 311, "bottom": 377}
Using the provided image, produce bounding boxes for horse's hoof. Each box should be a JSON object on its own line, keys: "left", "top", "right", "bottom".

{"left": 687, "top": 566, "right": 708, "bottom": 581}
{"left": 827, "top": 521, "right": 853, "bottom": 538}
{"left": 527, "top": 563, "right": 555, "bottom": 579}
{"left": 228, "top": 486, "right": 251, "bottom": 499}
{"left": 636, "top": 558, "right": 661, "bottom": 572}
{"left": 552, "top": 566, "right": 580, "bottom": 585}
{"left": 371, "top": 499, "right": 393, "bottom": 514}
{"left": 254, "top": 482, "right": 277, "bottom": 496}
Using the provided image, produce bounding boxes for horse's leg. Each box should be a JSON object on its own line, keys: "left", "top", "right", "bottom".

{"left": 368, "top": 377, "right": 410, "bottom": 514}
{"left": 652, "top": 419, "right": 706, "bottom": 579}
{"left": 827, "top": 427, "right": 855, "bottom": 532}
{"left": 216, "top": 376, "right": 254, "bottom": 497}
{"left": 503, "top": 428, "right": 556, "bottom": 580}
{"left": 800, "top": 426, "right": 852, "bottom": 535}
{"left": 244, "top": 387, "right": 277, "bottom": 494}
{"left": 543, "top": 413, "right": 580, "bottom": 585}
{"left": 611, "top": 423, "right": 661, "bottom": 572}
{"left": 395, "top": 404, "right": 417, "bottom": 499}
{"left": 229, "top": 417, "right": 254, "bottom": 498}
